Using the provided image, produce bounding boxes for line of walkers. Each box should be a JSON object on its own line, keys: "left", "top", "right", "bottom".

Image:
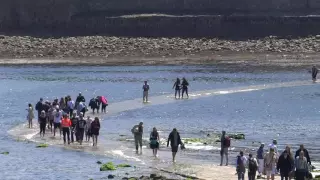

{"left": 131, "top": 122, "right": 185, "bottom": 162}
{"left": 220, "top": 131, "right": 313, "bottom": 180}
{"left": 28, "top": 93, "right": 104, "bottom": 146}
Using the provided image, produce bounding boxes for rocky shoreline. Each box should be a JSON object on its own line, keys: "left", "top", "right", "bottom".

{"left": 0, "top": 35, "right": 320, "bottom": 66}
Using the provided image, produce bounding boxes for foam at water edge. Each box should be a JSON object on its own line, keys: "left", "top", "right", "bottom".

{"left": 108, "top": 150, "right": 144, "bottom": 163}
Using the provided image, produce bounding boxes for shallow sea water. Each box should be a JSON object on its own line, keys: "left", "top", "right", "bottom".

{"left": 2, "top": 65, "right": 320, "bottom": 179}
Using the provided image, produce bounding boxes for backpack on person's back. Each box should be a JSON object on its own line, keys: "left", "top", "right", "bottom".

{"left": 248, "top": 158, "right": 258, "bottom": 173}
{"left": 236, "top": 155, "right": 245, "bottom": 173}
{"left": 224, "top": 136, "right": 231, "bottom": 148}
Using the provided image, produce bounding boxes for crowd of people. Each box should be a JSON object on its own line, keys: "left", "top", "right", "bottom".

{"left": 25, "top": 76, "right": 319, "bottom": 179}
{"left": 27, "top": 93, "right": 104, "bottom": 146}
{"left": 220, "top": 131, "right": 314, "bottom": 180}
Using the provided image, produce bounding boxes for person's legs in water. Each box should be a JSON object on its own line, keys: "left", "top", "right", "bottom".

{"left": 66, "top": 128, "right": 70, "bottom": 144}
{"left": 93, "top": 135, "right": 98, "bottom": 146}
{"left": 174, "top": 90, "right": 177, "bottom": 99}
{"left": 79, "top": 128, "right": 84, "bottom": 145}
{"left": 39, "top": 123, "right": 43, "bottom": 137}
{"left": 220, "top": 149, "right": 224, "bottom": 166}
{"left": 28, "top": 117, "right": 32, "bottom": 128}
{"left": 134, "top": 135, "right": 139, "bottom": 153}
{"left": 171, "top": 146, "right": 178, "bottom": 162}
{"left": 42, "top": 123, "right": 46, "bottom": 137}
{"left": 138, "top": 135, "right": 143, "bottom": 153}
{"left": 92, "top": 135, "right": 95, "bottom": 146}
{"left": 224, "top": 148, "right": 229, "bottom": 165}
{"left": 182, "top": 88, "right": 185, "bottom": 98}
{"left": 71, "top": 128, "right": 74, "bottom": 143}
{"left": 87, "top": 132, "right": 91, "bottom": 142}
{"left": 143, "top": 92, "right": 146, "bottom": 102}
{"left": 62, "top": 127, "right": 67, "bottom": 144}
{"left": 185, "top": 88, "right": 189, "bottom": 98}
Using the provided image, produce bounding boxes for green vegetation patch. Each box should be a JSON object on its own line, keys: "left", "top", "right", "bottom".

{"left": 36, "top": 143, "right": 48, "bottom": 148}
{"left": 100, "top": 162, "right": 117, "bottom": 171}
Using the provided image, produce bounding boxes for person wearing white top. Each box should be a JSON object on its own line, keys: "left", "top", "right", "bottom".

{"left": 53, "top": 107, "right": 62, "bottom": 137}
{"left": 67, "top": 99, "right": 75, "bottom": 117}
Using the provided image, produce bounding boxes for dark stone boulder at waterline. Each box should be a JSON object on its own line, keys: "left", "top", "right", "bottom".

{"left": 108, "top": 174, "right": 115, "bottom": 179}
{"left": 139, "top": 176, "right": 150, "bottom": 180}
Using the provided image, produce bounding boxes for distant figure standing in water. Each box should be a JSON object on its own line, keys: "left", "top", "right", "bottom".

{"left": 38, "top": 110, "right": 47, "bottom": 137}
{"left": 181, "top": 78, "right": 189, "bottom": 99}
{"left": 100, "top": 96, "right": 108, "bottom": 113}
{"left": 85, "top": 116, "right": 93, "bottom": 142}
{"left": 257, "top": 143, "right": 265, "bottom": 178}
{"left": 172, "top": 78, "right": 181, "bottom": 99}
{"left": 150, "top": 127, "right": 160, "bottom": 157}
{"left": 35, "top": 98, "right": 44, "bottom": 119}
{"left": 75, "top": 92, "right": 86, "bottom": 109}
{"left": 131, "top": 122, "right": 144, "bottom": 153}
{"left": 77, "top": 113, "right": 86, "bottom": 145}
{"left": 27, "top": 104, "right": 34, "bottom": 128}
{"left": 142, "top": 81, "right": 150, "bottom": 103}
{"left": 61, "top": 114, "right": 72, "bottom": 145}
{"left": 167, "top": 128, "right": 182, "bottom": 162}
{"left": 90, "top": 117, "right": 100, "bottom": 146}
{"left": 312, "top": 65, "right": 319, "bottom": 82}
{"left": 220, "top": 131, "right": 230, "bottom": 166}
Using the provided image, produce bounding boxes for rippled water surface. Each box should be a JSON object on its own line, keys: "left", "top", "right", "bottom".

{"left": 1, "top": 65, "right": 319, "bottom": 179}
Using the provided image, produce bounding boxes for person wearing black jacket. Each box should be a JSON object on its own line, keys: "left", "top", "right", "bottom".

{"left": 167, "top": 128, "right": 182, "bottom": 162}
{"left": 35, "top": 98, "right": 44, "bottom": 118}
{"left": 295, "top": 145, "right": 311, "bottom": 164}
{"left": 70, "top": 111, "right": 79, "bottom": 143}
{"left": 277, "top": 150, "right": 294, "bottom": 180}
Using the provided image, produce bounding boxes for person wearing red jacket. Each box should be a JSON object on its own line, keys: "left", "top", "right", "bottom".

{"left": 61, "top": 114, "right": 72, "bottom": 145}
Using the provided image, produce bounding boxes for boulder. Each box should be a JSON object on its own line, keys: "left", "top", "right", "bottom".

{"left": 108, "top": 175, "right": 115, "bottom": 179}
{"left": 96, "top": 161, "right": 102, "bottom": 164}
{"left": 139, "top": 176, "right": 150, "bottom": 180}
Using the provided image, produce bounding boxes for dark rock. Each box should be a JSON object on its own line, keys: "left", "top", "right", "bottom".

{"left": 96, "top": 161, "right": 102, "bottom": 164}
{"left": 139, "top": 176, "right": 150, "bottom": 180}
{"left": 150, "top": 174, "right": 157, "bottom": 178}
{"left": 125, "top": 173, "right": 129, "bottom": 175}
{"left": 108, "top": 174, "right": 115, "bottom": 179}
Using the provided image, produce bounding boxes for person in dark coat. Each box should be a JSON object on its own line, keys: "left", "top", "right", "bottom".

{"left": 90, "top": 117, "right": 100, "bottom": 146}
{"left": 172, "top": 78, "right": 181, "bottom": 99}
{"left": 35, "top": 98, "right": 44, "bottom": 118}
{"left": 312, "top": 66, "right": 318, "bottom": 82}
{"left": 89, "top": 97, "right": 99, "bottom": 114}
{"left": 167, "top": 128, "right": 182, "bottom": 162}
{"left": 277, "top": 150, "right": 294, "bottom": 180}
{"left": 295, "top": 144, "right": 311, "bottom": 165}
{"left": 181, "top": 78, "right": 189, "bottom": 99}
